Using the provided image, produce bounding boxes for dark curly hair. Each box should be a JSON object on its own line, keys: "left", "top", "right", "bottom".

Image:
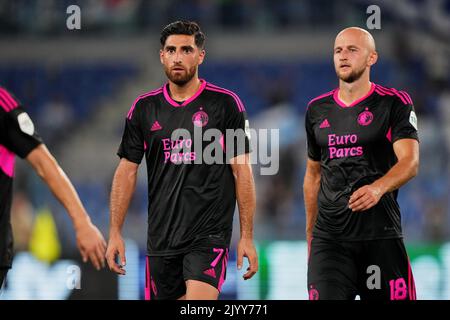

{"left": 160, "top": 20, "right": 206, "bottom": 49}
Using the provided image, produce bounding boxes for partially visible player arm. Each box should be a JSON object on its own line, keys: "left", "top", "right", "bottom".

{"left": 106, "top": 158, "right": 139, "bottom": 275}
{"left": 349, "top": 139, "right": 419, "bottom": 212}
{"left": 26, "top": 144, "right": 107, "bottom": 270}
{"left": 230, "top": 153, "right": 258, "bottom": 280}
{"left": 303, "top": 158, "right": 321, "bottom": 243}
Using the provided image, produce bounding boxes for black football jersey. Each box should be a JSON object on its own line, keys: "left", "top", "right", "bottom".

{"left": 305, "top": 83, "right": 419, "bottom": 241}
{"left": 118, "top": 79, "right": 251, "bottom": 255}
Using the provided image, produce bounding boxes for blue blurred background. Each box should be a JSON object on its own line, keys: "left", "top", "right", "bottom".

{"left": 0, "top": 0, "right": 449, "bottom": 299}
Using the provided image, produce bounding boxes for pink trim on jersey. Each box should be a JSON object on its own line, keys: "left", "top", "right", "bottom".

{"left": 375, "top": 85, "right": 409, "bottom": 105}
{"left": 408, "top": 258, "right": 417, "bottom": 300}
{"left": 163, "top": 79, "right": 207, "bottom": 107}
{"left": 145, "top": 256, "right": 151, "bottom": 300}
{"left": 218, "top": 249, "right": 229, "bottom": 292}
{"left": 307, "top": 90, "right": 335, "bottom": 108}
{"left": 386, "top": 127, "right": 392, "bottom": 143}
{"left": 0, "top": 93, "right": 13, "bottom": 111}
{"left": 205, "top": 84, "right": 245, "bottom": 112}
{"left": 127, "top": 88, "right": 163, "bottom": 120}
{"left": 163, "top": 84, "right": 179, "bottom": 107}
{"left": 391, "top": 89, "right": 408, "bottom": 105}
{"left": 375, "top": 87, "right": 407, "bottom": 106}
{"left": 402, "top": 91, "right": 413, "bottom": 105}
{"left": 0, "top": 95, "right": 12, "bottom": 111}
{"left": 333, "top": 82, "right": 375, "bottom": 108}
{"left": 398, "top": 91, "right": 413, "bottom": 105}
{"left": 182, "top": 79, "right": 207, "bottom": 106}
{"left": 375, "top": 84, "right": 393, "bottom": 94}
{"left": 0, "top": 88, "right": 18, "bottom": 111}
{"left": 374, "top": 88, "right": 393, "bottom": 97}
{"left": 219, "top": 134, "right": 225, "bottom": 152}
{"left": 0, "top": 144, "right": 15, "bottom": 177}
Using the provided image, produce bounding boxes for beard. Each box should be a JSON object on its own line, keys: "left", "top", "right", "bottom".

{"left": 336, "top": 65, "right": 366, "bottom": 83}
{"left": 164, "top": 65, "right": 197, "bottom": 86}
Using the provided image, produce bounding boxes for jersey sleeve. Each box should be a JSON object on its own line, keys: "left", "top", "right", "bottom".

{"left": 305, "top": 107, "right": 321, "bottom": 161}
{"left": 223, "top": 94, "right": 252, "bottom": 159}
{"left": 1, "top": 88, "right": 42, "bottom": 158}
{"left": 390, "top": 92, "right": 419, "bottom": 143}
{"left": 117, "top": 99, "right": 145, "bottom": 164}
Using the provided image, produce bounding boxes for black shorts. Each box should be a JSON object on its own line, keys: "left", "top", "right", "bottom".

{"left": 145, "top": 246, "right": 229, "bottom": 300}
{"left": 0, "top": 267, "right": 8, "bottom": 290}
{"left": 307, "top": 237, "right": 416, "bottom": 300}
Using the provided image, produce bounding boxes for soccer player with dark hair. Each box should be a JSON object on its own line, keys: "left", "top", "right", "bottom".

{"left": 0, "top": 86, "right": 107, "bottom": 288}
{"left": 304, "top": 27, "right": 419, "bottom": 300}
{"left": 106, "top": 21, "right": 258, "bottom": 300}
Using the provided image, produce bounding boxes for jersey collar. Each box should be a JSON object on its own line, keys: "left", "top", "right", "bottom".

{"left": 333, "top": 82, "right": 375, "bottom": 108}
{"left": 163, "top": 79, "right": 207, "bottom": 107}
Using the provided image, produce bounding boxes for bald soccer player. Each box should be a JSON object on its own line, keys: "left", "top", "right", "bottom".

{"left": 304, "top": 27, "right": 419, "bottom": 300}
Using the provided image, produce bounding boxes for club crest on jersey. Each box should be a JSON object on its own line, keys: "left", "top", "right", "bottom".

{"left": 192, "top": 107, "right": 208, "bottom": 127}
{"left": 309, "top": 287, "right": 319, "bottom": 300}
{"left": 357, "top": 108, "right": 373, "bottom": 126}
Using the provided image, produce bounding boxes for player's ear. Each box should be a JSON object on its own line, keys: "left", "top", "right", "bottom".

{"left": 198, "top": 49, "right": 206, "bottom": 65}
{"left": 368, "top": 51, "right": 378, "bottom": 67}
{"left": 159, "top": 49, "right": 164, "bottom": 65}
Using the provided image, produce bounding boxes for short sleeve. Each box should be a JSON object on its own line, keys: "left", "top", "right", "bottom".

{"left": 117, "top": 100, "right": 145, "bottom": 164}
{"left": 2, "top": 105, "right": 42, "bottom": 159}
{"left": 223, "top": 94, "right": 252, "bottom": 159}
{"left": 390, "top": 92, "right": 419, "bottom": 143}
{"left": 305, "top": 107, "right": 321, "bottom": 161}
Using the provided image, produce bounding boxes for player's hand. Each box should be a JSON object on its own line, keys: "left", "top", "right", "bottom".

{"left": 237, "top": 238, "right": 258, "bottom": 280}
{"left": 349, "top": 184, "right": 383, "bottom": 212}
{"left": 75, "top": 220, "right": 107, "bottom": 270}
{"left": 105, "top": 233, "right": 127, "bottom": 275}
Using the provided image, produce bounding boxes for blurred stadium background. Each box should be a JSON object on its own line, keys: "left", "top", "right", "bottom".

{"left": 0, "top": 0, "right": 449, "bottom": 300}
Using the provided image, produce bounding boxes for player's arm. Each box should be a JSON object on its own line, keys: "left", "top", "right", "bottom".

{"left": 106, "top": 158, "right": 139, "bottom": 275}
{"left": 349, "top": 139, "right": 419, "bottom": 212}
{"left": 304, "top": 104, "right": 322, "bottom": 244}
{"left": 303, "top": 158, "right": 321, "bottom": 243}
{"left": 230, "top": 153, "right": 258, "bottom": 280}
{"left": 26, "top": 144, "right": 107, "bottom": 270}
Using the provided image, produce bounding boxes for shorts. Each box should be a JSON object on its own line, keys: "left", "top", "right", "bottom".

{"left": 0, "top": 267, "right": 8, "bottom": 289}
{"left": 307, "top": 237, "right": 416, "bottom": 300}
{"left": 145, "top": 246, "right": 229, "bottom": 300}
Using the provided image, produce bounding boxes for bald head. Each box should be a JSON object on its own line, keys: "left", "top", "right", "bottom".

{"left": 333, "top": 27, "right": 378, "bottom": 83}
{"left": 335, "top": 27, "right": 376, "bottom": 52}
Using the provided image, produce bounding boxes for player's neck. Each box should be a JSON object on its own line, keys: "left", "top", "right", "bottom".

{"left": 168, "top": 77, "right": 202, "bottom": 102}
{"left": 338, "top": 77, "right": 372, "bottom": 106}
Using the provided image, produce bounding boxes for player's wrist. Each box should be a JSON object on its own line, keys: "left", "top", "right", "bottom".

{"left": 370, "top": 181, "right": 387, "bottom": 197}
{"left": 239, "top": 234, "right": 254, "bottom": 241}
{"left": 109, "top": 227, "right": 123, "bottom": 238}
{"left": 72, "top": 214, "right": 92, "bottom": 231}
